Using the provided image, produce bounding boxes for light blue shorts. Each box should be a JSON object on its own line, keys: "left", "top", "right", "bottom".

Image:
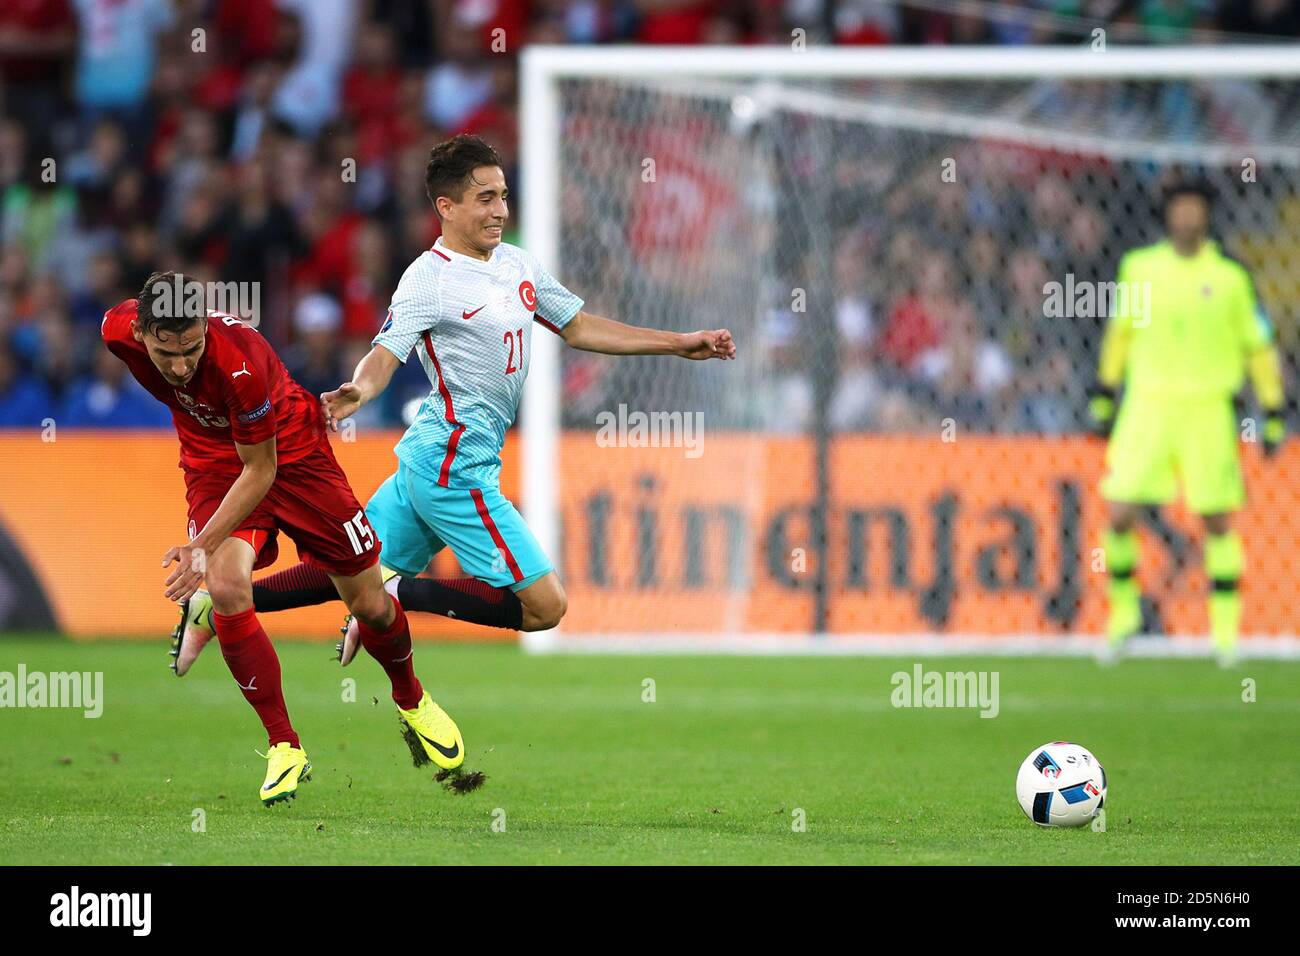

{"left": 365, "top": 461, "right": 552, "bottom": 591}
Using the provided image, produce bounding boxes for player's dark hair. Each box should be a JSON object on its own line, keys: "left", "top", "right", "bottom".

{"left": 135, "top": 271, "right": 206, "bottom": 338}
{"left": 425, "top": 135, "right": 504, "bottom": 215}
{"left": 1162, "top": 177, "right": 1217, "bottom": 212}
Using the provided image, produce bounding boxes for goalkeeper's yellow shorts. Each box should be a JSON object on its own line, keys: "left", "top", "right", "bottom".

{"left": 1101, "top": 393, "right": 1244, "bottom": 515}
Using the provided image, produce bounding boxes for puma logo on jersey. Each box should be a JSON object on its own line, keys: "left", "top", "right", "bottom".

{"left": 232, "top": 362, "right": 251, "bottom": 379}
{"left": 462, "top": 305, "right": 485, "bottom": 320}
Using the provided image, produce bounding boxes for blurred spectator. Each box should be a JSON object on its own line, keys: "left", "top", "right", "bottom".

{"left": 1218, "top": 0, "right": 1300, "bottom": 35}
{"left": 71, "top": 0, "right": 174, "bottom": 129}
{"left": 1003, "top": 246, "right": 1052, "bottom": 363}
{"left": 962, "top": 229, "right": 1007, "bottom": 333}
{"left": 230, "top": 61, "right": 282, "bottom": 162}
{"left": 294, "top": 167, "right": 363, "bottom": 299}
{"left": 635, "top": 1, "right": 723, "bottom": 44}
{"left": 66, "top": 118, "right": 128, "bottom": 228}
{"left": 759, "top": 272, "right": 814, "bottom": 433}
{"left": 58, "top": 343, "right": 172, "bottom": 427}
{"left": 159, "top": 109, "right": 222, "bottom": 235}
{"left": 1140, "top": 0, "right": 1215, "bottom": 43}
{"left": 214, "top": 0, "right": 278, "bottom": 63}
{"left": 32, "top": 309, "right": 78, "bottom": 399}
{"left": 345, "top": 22, "right": 402, "bottom": 164}
{"left": 372, "top": 0, "right": 434, "bottom": 68}
{"left": 425, "top": 27, "right": 494, "bottom": 132}
{"left": 283, "top": 291, "right": 345, "bottom": 400}
{"left": 544, "top": 0, "right": 635, "bottom": 43}
{"left": 0, "top": 337, "right": 56, "bottom": 428}
{"left": 829, "top": 238, "right": 880, "bottom": 430}
{"left": 1017, "top": 348, "right": 1078, "bottom": 434}
{"left": 120, "top": 221, "right": 161, "bottom": 292}
{"left": 66, "top": 118, "right": 127, "bottom": 190}
{"left": 68, "top": 250, "right": 128, "bottom": 327}
{"left": 2, "top": 155, "right": 78, "bottom": 274}
{"left": 223, "top": 158, "right": 302, "bottom": 289}
{"left": 0, "top": 120, "right": 28, "bottom": 194}
{"left": 822, "top": 0, "right": 900, "bottom": 44}
{"left": 915, "top": 301, "right": 1014, "bottom": 431}
{"left": 271, "top": 0, "right": 355, "bottom": 136}
{"left": 0, "top": 0, "right": 75, "bottom": 130}
{"left": 341, "top": 219, "right": 395, "bottom": 340}
{"left": 878, "top": 251, "right": 952, "bottom": 376}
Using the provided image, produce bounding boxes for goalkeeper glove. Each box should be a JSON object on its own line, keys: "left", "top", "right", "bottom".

{"left": 1087, "top": 385, "right": 1117, "bottom": 437}
{"left": 1262, "top": 411, "right": 1286, "bottom": 458}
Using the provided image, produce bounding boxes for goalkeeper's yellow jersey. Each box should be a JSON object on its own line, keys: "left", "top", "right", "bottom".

{"left": 1107, "top": 239, "right": 1271, "bottom": 397}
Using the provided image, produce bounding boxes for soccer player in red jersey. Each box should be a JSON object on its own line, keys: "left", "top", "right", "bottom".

{"left": 102, "top": 272, "right": 467, "bottom": 805}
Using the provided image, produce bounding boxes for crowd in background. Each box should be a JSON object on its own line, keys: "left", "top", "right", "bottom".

{"left": 555, "top": 79, "right": 1300, "bottom": 434}
{"left": 1, "top": 0, "right": 1298, "bottom": 431}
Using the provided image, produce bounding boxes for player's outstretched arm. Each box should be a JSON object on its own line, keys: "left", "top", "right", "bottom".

{"left": 163, "top": 436, "right": 277, "bottom": 602}
{"left": 321, "top": 346, "right": 401, "bottom": 430}
{"left": 559, "top": 310, "right": 736, "bottom": 361}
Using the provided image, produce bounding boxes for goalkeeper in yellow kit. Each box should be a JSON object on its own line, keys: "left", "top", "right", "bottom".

{"left": 1089, "top": 180, "right": 1287, "bottom": 664}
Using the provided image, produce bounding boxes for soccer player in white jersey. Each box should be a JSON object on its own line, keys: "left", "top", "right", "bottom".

{"left": 170, "top": 135, "right": 734, "bottom": 706}
{"left": 324, "top": 132, "right": 734, "bottom": 632}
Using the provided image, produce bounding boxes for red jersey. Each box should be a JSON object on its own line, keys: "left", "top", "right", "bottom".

{"left": 101, "top": 300, "right": 325, "bottom": 475}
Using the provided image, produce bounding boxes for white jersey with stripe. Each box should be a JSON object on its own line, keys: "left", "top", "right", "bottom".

{"left": 372, "top": 237, "right": 584, "bottom": 488}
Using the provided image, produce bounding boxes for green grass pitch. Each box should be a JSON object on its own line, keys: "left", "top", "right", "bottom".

{"left": 1, "top": 635, "right": 1296, "bottom": 865}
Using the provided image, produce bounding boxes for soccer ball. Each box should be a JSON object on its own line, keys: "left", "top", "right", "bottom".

{"left": 1016, "top": 741, "right": 1107, "bottom": 828}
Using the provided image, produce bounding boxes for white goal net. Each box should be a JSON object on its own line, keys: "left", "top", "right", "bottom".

{"left": 520, "top": 47, "right": 1300, "bottom": 656}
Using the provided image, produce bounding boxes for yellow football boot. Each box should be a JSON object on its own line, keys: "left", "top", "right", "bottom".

{"left": 259, "top": 742, "right": 311, "bottom": 806}
{"left": 397, "top": 691, "right": 464, "bottom": 770}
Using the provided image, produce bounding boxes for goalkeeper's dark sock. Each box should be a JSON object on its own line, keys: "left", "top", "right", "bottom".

{"left": 252, "top": 562, "right": 337, "bottom": 612}
{"left": 1205, "top": 531, "right": 1243, "bottom": 653}
{"left": 1104, "top": 528, "right": 1141, "bottom": 643}
{"left": 396, "top": 575, "right": 523, "bottom": 630}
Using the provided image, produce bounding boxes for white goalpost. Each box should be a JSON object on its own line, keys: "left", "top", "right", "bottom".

{"left": 520, "top": 45, "right": 1300, "bottom": 657}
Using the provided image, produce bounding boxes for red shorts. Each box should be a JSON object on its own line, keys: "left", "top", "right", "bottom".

{"left": 184, "top": 440, "right": 381, "bottom": 578}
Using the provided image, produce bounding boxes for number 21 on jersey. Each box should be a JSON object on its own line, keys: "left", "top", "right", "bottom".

{"left": 504, "top": 327, "right": 523, "bottom": 374}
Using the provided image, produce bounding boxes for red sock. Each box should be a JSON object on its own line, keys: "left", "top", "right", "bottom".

{"left": 213, "top": 606, "right": 299, "bottom": 749}
{"left": 357, "top": 596, "right": 422, "bottom": 709}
